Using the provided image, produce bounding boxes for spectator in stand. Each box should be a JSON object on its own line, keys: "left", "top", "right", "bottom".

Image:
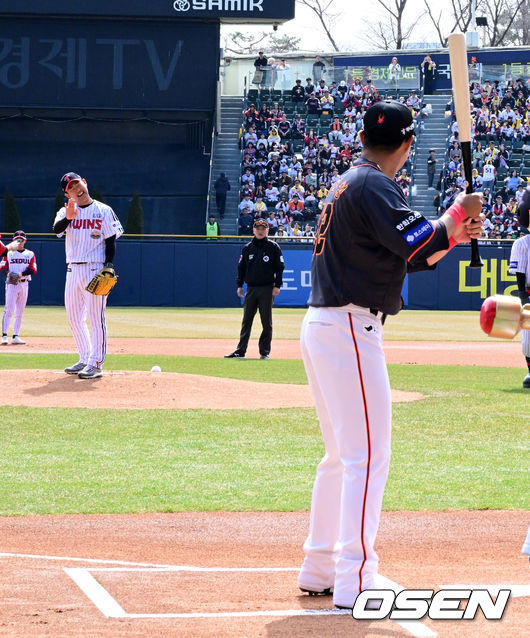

{"left": 388, "top": 56, "right": 401, "bottom": 90}
{"left": 515, "top": 183, "right": 526, "bottom": 205}
{"left": 304, "top": 185, "right": 318, "bottom": 212}
{"left": 396, "top": 168, "right": 411, "bottom": 198}
{"left": 491, "top": 195, "right": 506, "bottom": 218}
{"left": 495, "top": 143, "right": 510, "bottom": 169}
{"left": 244, "top": 126, "right": 258, "bottom": 147}
{"left": 213, "top": 172, "right": 231, "bottom": 219}
{"left": 241, "top": 167, "right": 255, "bottom": 188}
{"left": 277, "top": 115, "right": 292, "bottom": 141}
{"left": 427, "top": 149, "right": 437, "bottom": 189}
{"left": 471, "top": 168, "right": 483, "bottom": 191}
{"left": 328, "top": 116, "right": 343, "bottom": 143}
{"left": 312, "top": 55, "right": 326, "bottom": 84}
{"left": 254, "top": 196, "right": 267, "bottom": 217}
{"left": 239, "top": 194, "right": 255, "bottom": 214}
{"left": 302, "top": 223, "right": 315, "bottom": 242}
{"left": 304, "top": 167, "right": 318, "bottom": 190}
{"left": 276, "top": 224, "right": 288, "bottom": 239}
{"left": 275, "top": 197, "right": 290, "bottom": 218}
{"left": 319, "top": 88, "right": 334, "bottom": 116}
{"left": 406, "top": 89, "right": 422, "bottom": 114}
{"left": 506, "top": 169, "right": 524, "bottom": 195}
{"left": 291, "top": 221, "right": 303, "bottom": 238}
{"left": 265, "top": 182, "right": 280, "bottom": 204}
{"left": 276, "top": 58, "right": 291, "bottom": 90}
{"left": 243, "top": 104, "right": 259, "bottom": 130}
{"left": 238, "top": 207, "right": 254, "bottom": 235}
{"left": 292, "top": 114, "right": 306, "bottom": 138}
{"left": 266, "top": 211, "right": 279, "bottom": 235}
{"left": 304, "top": 77, "right": 316, "bottom": 95}
{"left": 305, "top": 92, "right": 321, "bottom": 115}
{"left": 292, "top": 79, "right": 306, "bottom": 113}
{"left": 494, "top": 183, "right": 511, "bottom": 204}
{"left": 482, "top": 159, "right": 496, "bottom": 192}
{"left": 472, "top": 141, "right": 485, "bottom": 171}
{"left": 253, "top": 51, "right": 268, "bottom": 89}
{"left": 289, "top": 196, "right": 305, "bottom": 225}
{"left": 316, "top": 78, "right": 328, "bottom": 96}
{"left": 420, "top": 54, "right": 437, "bottom": 94}
{"left": 337, "top": 80, "right": 348, "bottom": 101}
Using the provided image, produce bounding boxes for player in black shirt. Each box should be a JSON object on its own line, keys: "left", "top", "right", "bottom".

{"left": 298, "top": 100, "right": 484, "bottom": 609}
{"left": 225, "top": 219, "right": 284, "bottom": 360}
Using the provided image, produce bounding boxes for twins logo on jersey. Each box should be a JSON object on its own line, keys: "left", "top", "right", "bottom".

{"left": 70, "top": 219, "right": 103, "bottom": 230}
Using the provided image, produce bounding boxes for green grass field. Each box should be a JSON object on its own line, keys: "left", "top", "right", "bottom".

{"left": 0, "top": 308, "right": 528, "bottom": 516}
{"left": 12, "top": 305, "right": 522, "bottom": 342}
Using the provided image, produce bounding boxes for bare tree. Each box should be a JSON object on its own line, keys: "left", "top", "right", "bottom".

{"left": 297, "top": 0, "right": 341, "bottom": 51}
{"left": 224, "top": 31, "right": 269, "bottom": 55}
{"left": 423, "top": 0, "right": 528, "bottom": 47}
{"left": 360, "top": 0, "right": 418, "bottom": 50}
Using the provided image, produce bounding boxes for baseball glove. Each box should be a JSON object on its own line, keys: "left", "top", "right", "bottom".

{"left": 85, "top": 264, "right": 118, "bottom": 296}
{"left": 7, "top": 272, "right": 20, "bottom": 285}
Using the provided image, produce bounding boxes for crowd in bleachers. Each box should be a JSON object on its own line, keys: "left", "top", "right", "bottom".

{"left": 238, "top": 73, "right": 421, "bottom": 237}
{"left": 440, "top": 77, "right": 530, "bottom": 239}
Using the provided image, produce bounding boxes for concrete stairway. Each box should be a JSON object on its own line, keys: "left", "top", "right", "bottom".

{"left": 411, "top": 94, "right": 451, "bottom": 218}
{"left": 208, "top": 96, "right": 244, "bottom": 235}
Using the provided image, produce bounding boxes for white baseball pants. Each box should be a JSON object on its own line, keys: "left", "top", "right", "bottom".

{"left": 2, "top": 280, "right": 29, "bottom": 336}
{"left": 65, "top": 263, "right": 108, "bottom": 368}
{"left": 299, "top": 304, "right": 392, "bottom": 608}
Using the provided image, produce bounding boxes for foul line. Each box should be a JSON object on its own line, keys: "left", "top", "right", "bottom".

{"left": 0, "top": 552, "right": 297, "bottom": 571}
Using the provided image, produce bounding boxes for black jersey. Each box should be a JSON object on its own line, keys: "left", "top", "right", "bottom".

{"left": 237, "top": 237, "right": 285, "bottom": 288}
{"left": 308, "top": 158, "right": 449, "bottom": 314}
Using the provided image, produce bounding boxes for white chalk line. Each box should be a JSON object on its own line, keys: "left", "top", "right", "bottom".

{"left": 13, "top": 552, "right": 527, "bottom": 637}
{"left": 0, "top": 552, "right": 297, "bottom": 571}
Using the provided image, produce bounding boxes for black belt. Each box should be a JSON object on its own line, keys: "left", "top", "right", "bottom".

{"left": 70, "top": 262, "right": 88, "bottom": 265}
{"left": 370, "top": 308, "right": 387, "bottom": 324}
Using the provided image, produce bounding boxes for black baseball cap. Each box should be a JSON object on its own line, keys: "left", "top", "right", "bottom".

{"left": 362, "top": 100, "right": 415, "bottom": 147}
{"left": 13, "top": 230, "right": 26, "bottom": 241}
{"left": 61, "top": 172, "right": 82, "bottom": 193}
{"left": 254, "top": 219, "right": 268, "bottom": 228}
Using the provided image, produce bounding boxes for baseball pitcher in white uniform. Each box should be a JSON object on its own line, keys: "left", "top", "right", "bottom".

{"left": 53, "top": 172, "right": 123, "bottom": 379}
{"left": 1, "top": 231, "right": 37, "bottom": 345}
{"left": 508, "top": 188, "right": 530, "bottom": 388}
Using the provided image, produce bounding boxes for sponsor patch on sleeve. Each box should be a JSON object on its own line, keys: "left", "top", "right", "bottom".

{"left": 402, "top": 220, "right": 434, "bottom": 246}
{"left": 395, "top": 211, "right": 423, "bottom": 232}
{"left": 509, "top": 259, "right": 519, "bottom": 269}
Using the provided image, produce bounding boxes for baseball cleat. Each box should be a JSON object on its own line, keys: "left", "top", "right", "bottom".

{"left": 224, "top": 352, "right": 245, "bottom": 358}
{"left": 523, "top": 373, "right": 530, "bottom": 389}
{"left": 11, "top": 336, "right": 26, "bottom": 345}
{"left": 300, "top": 587, "right": 333, "bottom": 596}
{"left": 1, "top": 335, "right": 7, "bottom": 345}
{"left": 64, "top": 362, "right": 87, "bottom": 374}
{"left": 260, "top": 355, "right": 270, "bottom": 360}
{"left": 78, "top": 365, "right": 103, "bottom": 379}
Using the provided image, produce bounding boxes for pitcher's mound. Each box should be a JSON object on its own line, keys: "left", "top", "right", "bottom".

{"left": 0, "top": 370, "right": 424, "bottom": 410}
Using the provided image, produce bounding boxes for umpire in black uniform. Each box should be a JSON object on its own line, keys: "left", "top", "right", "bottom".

{"left": 225, "top": 219, "right": 284, "bottom": 359}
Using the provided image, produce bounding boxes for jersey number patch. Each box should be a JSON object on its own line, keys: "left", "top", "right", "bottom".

{"left": 313, "top": 202, "right": 334, "bottom": 256}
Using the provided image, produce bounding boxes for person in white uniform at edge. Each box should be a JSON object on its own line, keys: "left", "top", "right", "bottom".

{"left": 53, "top": 172, "right": 123, "bottom": 379}
{"left": 1, "top": 231, "right": 37, "bottom": 345}
{"left": 298, "top": 100, "right": 484, "bottom": 610}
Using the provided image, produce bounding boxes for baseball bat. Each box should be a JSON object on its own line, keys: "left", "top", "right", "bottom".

{"left": 448, "top": 32, "right": 484, "bottom": 268}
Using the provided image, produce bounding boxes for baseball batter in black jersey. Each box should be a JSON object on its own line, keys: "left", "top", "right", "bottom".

{"left": 225, "top": 219, "right": 284, "bottom": 359}
{"left": 298, "top": 101, "right": 484, "bottom": 609}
